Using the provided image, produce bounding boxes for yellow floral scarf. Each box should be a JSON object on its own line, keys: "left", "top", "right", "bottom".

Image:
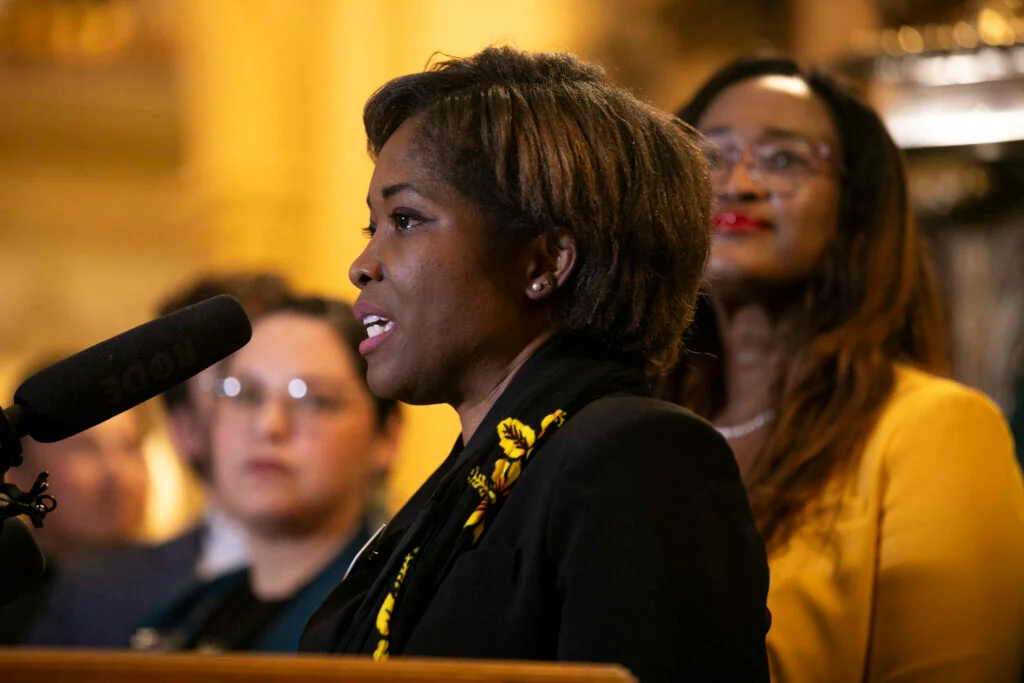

{"left": 373, "top": 409, "right": 568, "bottom": 660}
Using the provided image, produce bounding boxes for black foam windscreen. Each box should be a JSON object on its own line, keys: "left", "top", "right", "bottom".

{"left": 12, "top": 294, "right": 252, "bottom": 443}
{"left": 0, "top": 517, "right": 45, "bottom": 606}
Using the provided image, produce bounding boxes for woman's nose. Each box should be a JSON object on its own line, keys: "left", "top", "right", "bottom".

{"left": 722, "top": 155, "right": 767, "bottom": 198}
{"left": 349, "top": 242, "right": 383, "bottom": 289}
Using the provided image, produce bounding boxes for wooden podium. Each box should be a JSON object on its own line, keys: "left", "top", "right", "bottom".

{"left": 0, "top": 649, "right": 638, "bottom": 683}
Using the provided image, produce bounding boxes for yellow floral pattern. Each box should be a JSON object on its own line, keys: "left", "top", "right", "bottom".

{"left": 464, "top": 409, "right": 567, "bottom": 543}
{"left": 370, "top": 408, "right": 567, "bottom": 659}
{"left": 373, "top": 547, "right": 419, "bottom": 661}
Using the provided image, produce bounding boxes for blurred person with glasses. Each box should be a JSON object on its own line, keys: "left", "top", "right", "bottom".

{"left": 657, "top": 56, "right": 1024, "bottom": 682}
{"left": 128, "top": 296, "right": 399, "bottom": 652}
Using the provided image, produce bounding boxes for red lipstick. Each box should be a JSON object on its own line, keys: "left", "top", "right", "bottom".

{"left": 713, "top": 212, "right": 772, "bottom": 234}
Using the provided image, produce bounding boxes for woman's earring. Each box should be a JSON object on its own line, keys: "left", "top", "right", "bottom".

{"left": 530, "top": 281, "right": 545, "bottom": 293}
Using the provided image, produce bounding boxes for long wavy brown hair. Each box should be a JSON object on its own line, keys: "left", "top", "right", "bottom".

{"left": 656, "top": 57, "right": 950, "bottom": 552}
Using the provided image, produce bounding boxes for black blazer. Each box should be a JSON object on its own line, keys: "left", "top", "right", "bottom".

{"left": 308, "top": 392, "right": 770, "bottom": 681}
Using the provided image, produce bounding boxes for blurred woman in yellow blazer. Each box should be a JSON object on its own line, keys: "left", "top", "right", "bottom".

{"left": 659, "top": 56, "right": 1024, "bottom": 682}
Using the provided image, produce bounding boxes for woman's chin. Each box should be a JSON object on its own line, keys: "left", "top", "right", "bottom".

{"left": 366, "top": 369, "right": 399, "bottom": 401}
{"left": 367, "top": 363, "right": 424, "bottom": 404}
{"left": 704, "top": 263, "right": 809, "bottom": 306}
{"left": 708, "top": 246, "right": 780, "bottom": 279}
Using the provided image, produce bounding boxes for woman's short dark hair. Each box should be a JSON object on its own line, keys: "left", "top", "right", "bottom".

{"left": 259, "top": 296, "right": 398, "bottom": 431}
{"left": 363, "top": 45, "right": 713, "bottom": 372}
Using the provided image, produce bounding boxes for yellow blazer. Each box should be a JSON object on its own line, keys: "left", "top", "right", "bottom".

{"left": 767, "top": 365, "right": 1024, "bottom": 683}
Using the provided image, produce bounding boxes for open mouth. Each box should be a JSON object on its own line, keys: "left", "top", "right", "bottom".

{"left": 359, "top": 313, "right": 395, "bottom": 355}
{"left": 363, "top": 314, "right": 395, "bottom": 339}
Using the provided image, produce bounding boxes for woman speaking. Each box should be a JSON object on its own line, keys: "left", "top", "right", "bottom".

{"left": 300, "top": 46, "right": 770, "bottom": 682}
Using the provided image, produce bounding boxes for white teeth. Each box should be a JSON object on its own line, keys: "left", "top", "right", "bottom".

{"left": 366, "top": 321, "right": 395, "bottom": 339}
{"left": 362, "top": 315, "right": 385, "bottom": 325}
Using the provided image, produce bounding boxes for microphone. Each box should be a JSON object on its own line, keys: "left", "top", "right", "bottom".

{"left": 0, "top": 517, "right": 46, "bottom": 606}
{"left": 8, "top": 294, "right": 252, "bottom": 445}
{"left": 0, "top": 294, "right": 252, "bottom": 523}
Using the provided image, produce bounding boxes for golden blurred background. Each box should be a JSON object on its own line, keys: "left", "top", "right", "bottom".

{"left": 2, "top": 0, "right": 1022, "bottom": 541}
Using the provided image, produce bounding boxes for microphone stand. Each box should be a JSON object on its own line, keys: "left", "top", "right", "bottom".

{"left": 0, "top": 404, "right": 56, "bottom": 529}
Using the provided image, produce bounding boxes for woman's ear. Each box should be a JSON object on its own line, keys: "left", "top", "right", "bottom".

{"left": 525, "top": 230, "right": 577, "bottom": 301}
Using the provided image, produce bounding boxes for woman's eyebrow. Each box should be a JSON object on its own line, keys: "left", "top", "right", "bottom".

{"left": 366, "top": 183, "right": 429, "bottom": 208}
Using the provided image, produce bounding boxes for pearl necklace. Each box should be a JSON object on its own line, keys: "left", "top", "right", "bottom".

{"left": 715, "top": 410, "right": 777, "bottom": 440}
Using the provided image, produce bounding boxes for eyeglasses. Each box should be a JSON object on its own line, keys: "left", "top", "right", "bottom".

{"left": 213, "top": 375, "right": 349, "bottom": 430}
{"left": 698, "top": 132, "right": 838, "bottom": 198}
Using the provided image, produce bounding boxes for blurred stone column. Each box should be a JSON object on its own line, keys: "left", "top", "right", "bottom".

{"left": 176, "top": 0, "right": 319, "bottom": 283}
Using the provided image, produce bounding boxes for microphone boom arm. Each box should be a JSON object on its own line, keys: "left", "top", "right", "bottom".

{"left": 0, "top": 473, "right": 56, "bottom": 527}
{"left": 0, "top": 406, "right": 57, "bottom": 527}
